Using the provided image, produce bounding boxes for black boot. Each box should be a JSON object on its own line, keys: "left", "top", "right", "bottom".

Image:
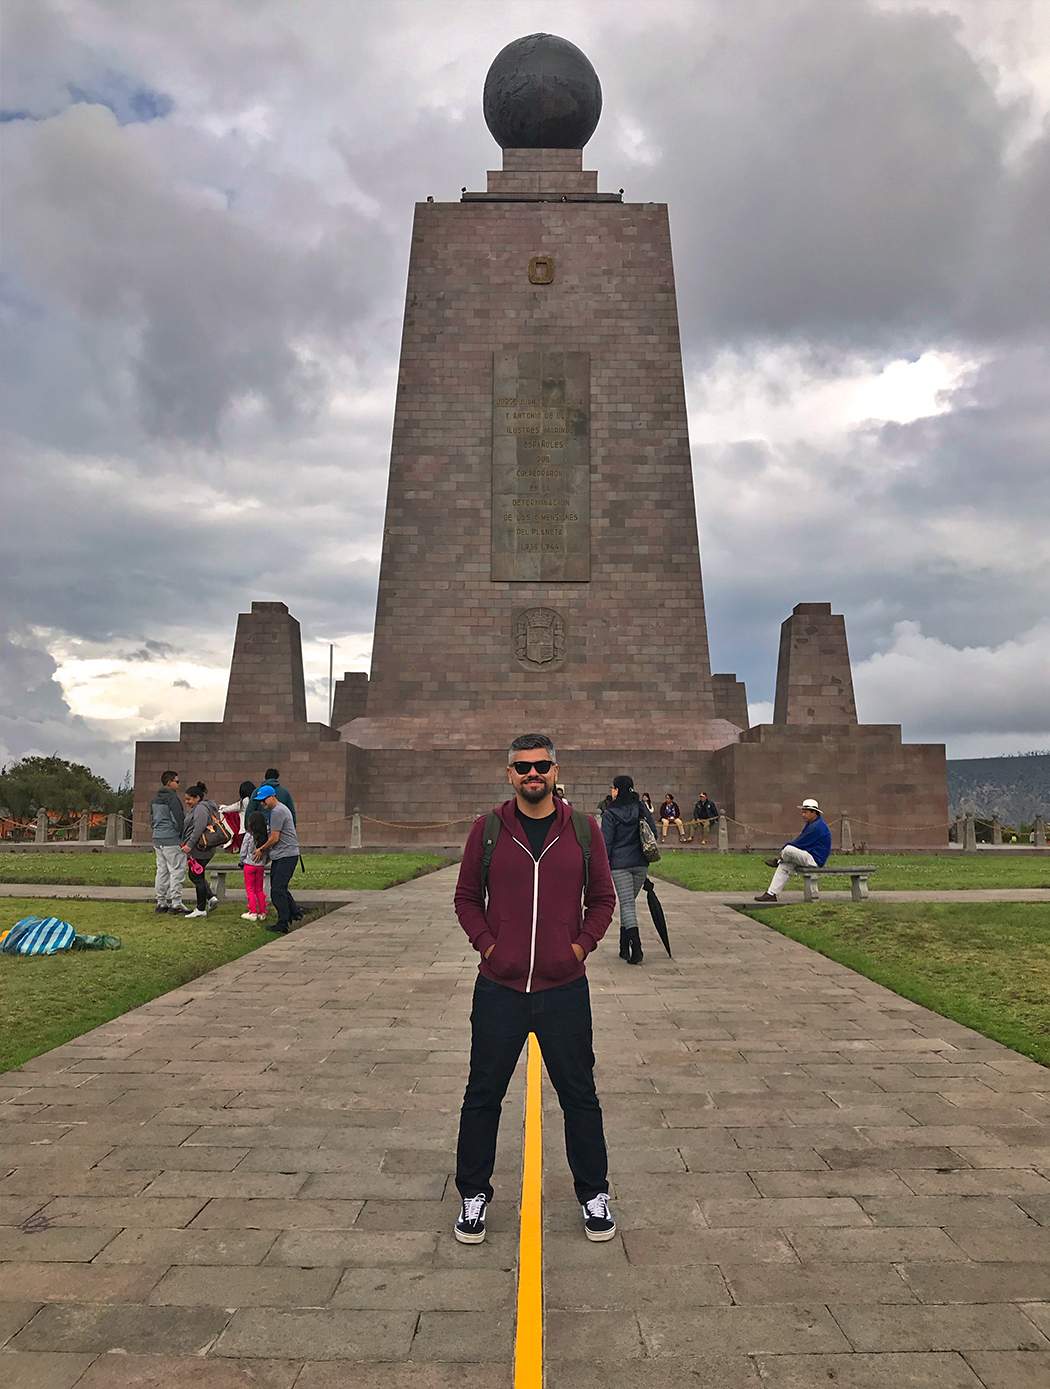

{"left": 626, "top": 928, "right": 643, "bottom": 965}
{"left": 618, "top": 928, "right": 630, "bottom": 960}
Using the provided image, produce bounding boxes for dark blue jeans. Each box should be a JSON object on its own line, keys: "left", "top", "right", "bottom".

{"left": 269, "top": 855, "right": 301, "bottom": 926}
{"left": 455, "top": 973, "right": 609, "bottom": 1204}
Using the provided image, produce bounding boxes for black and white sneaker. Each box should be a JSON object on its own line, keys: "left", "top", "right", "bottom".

{"left": 581, "top": 1193, "right": 616, "bottom": 1241}
{"left": 454, "top": 1193, "right": 488, "bottom": 1244}
{"left": 154, "top": 904, "right": 168, "bottom": 914}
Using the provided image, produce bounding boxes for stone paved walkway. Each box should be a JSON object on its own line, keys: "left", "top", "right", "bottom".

{"left": 3, "top": 883, "right": 1048, "bottom": 906}
{"left": 2, "top": 867, "right": 1048, "bottom": 1388}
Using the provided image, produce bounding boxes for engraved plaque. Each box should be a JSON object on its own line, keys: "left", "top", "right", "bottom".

{"left": 492, "top": 350, "right": 590, "bottom": 582}
{"left": 513, "top": 607, "right": 567, "bottom": 669}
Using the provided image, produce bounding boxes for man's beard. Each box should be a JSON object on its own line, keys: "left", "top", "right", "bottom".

{"left": 519, "top": 780, "right": 550, "bottom": 804}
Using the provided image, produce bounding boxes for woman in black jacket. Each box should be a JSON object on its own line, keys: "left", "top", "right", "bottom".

{"left": 601, "top": 775, "right": 658, "bottom": 965}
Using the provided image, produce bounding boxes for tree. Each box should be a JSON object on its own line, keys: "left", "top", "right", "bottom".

{"left": 0, "top": 755, "right": 118, "bottom": 820}
{"left": 113, "top": 771, "right": 134, "bottom": 817}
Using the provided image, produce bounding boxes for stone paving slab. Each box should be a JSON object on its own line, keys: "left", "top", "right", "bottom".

{"left": 2, "top": 866, "right": 1049, "bottom": 1386}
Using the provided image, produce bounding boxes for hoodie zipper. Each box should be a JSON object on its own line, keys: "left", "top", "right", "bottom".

{"left": 511, "top": 829, "right": 561, "bottom": 994}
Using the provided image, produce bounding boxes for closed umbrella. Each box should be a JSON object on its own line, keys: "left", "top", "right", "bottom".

{"left": 642, "top": 878, "right": 673, "bottom": 957}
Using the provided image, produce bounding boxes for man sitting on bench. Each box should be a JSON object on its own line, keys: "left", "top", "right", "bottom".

{"left": 755, "top": 798, "right": 832, "bottom": 902}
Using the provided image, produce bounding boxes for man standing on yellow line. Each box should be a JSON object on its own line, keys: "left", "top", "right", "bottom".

{"left": 452, "top": 734, "right": 618, "bottom": 1245}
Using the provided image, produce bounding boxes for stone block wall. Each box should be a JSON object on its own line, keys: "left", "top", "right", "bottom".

{"left": 713, "top": 723, "right": 948, "bottom": 848}
{"left": 349, "top": 747, "right": 726, "bottom": 847}
{"left": 134, "top": 721, "right": 352, "bottom": 847}
{"left": 331, "top": 672, "right": 368, "bottom": 728}
{"left": 135, "top": 600, "right": 355, "bottom": 847}
{"left": 712, "top": 673, "right": 749, "bottom": 730}
{"left": 773, "top": 603, "right": 858, "bottom": 725}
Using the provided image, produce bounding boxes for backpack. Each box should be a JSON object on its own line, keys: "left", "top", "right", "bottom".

{"left": 480, "top": 807, "right": 592, "bottom": 901}
{"left": 196, "top": 804, "right": 233, "bottom": 852}
{"left": 1, "top": 916, "right": 75, "bottom": 955}
{"left": 639, "top": 813, "right": 661, "bottom": 863}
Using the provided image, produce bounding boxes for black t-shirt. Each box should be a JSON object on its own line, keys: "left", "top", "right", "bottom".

{"left": 515, "top": 806, "right": 557, "bottom": 860}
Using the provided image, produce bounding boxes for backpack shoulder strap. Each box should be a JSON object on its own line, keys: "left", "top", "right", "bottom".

{"left": 569, "top": 808, "right": 591, "bottom": 894}
{"left": 480, "top": 810, "right": 501, "bottom": 900}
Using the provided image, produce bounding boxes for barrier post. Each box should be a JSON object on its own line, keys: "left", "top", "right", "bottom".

{"left": 717, "top": 812, "right": 729, "bottom": 854}
{"left": 78, "top": 811, "right": 90, "bottom": 842}
{"left": 839, "top": 815, "right": 853, "bottom": 853}
{"left": 105, "top": 814, "right": 118, "bottom": 846}
{"left": 991, "top": 816, "right": 1002, "bottom": 845}
{"left": 1034, "top": 815, "right": 1047, "bottom": 848}
{"left": 963, "top": 814, "right": 977, "bottom": 852}
{"left": 351, "top": 808, "right": 362, "bottom": 849}
{"left": 35, "top": 808, "right": 48, "bottom": 844}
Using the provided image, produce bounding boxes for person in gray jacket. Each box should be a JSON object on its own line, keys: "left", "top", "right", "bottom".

{"left": 179, "top": 783, "right": 220, "bottom": 918}
{"left": 601, "top": 775, "right": 658, "bottom": 966}
{"left": 150, "top": 771, "right": 186, "bottom": 914}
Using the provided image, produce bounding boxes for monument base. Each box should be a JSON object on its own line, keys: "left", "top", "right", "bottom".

{"left": 133, "top": 600, "right": 949, "bottom": 851}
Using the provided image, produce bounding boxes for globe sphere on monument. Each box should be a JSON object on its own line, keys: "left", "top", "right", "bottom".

{"left": 483, "top": 32, "right": 602, "bottom": 149}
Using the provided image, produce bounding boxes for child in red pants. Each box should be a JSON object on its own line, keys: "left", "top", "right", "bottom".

{"left": 239, "top": 810, "right": 270, "bottom": 921}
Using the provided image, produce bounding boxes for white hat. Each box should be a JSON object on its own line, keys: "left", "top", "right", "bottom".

{"left": 798, "top": 798, "right": 821, "bottom": 812}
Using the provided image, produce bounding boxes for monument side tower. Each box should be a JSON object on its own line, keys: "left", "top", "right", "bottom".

{"left": 357, "top": 35, "right": 728, "bottom": 762}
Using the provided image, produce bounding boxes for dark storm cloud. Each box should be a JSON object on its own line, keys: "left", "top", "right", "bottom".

{"left": 4, "top": 102, "right": 388, "bottom": 446}
{"left": 0, "top": 437, "right": 384, "bottom": 645}
{"left": 118, "top": 641, "right": 179, "bottom": 662}
{"left": 590, "top": 2, "right": 1040, "bottom": 350}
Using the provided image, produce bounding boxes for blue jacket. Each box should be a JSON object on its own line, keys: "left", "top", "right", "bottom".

{"left": 790, "top": 816, "right": 832, "bottom": 866}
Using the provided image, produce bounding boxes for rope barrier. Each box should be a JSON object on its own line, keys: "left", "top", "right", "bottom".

{"left": 720, "top": 811, "right": 954, "bottom": 837}
{"left": 358, "top": 813, "right": 477, "bottom": 831}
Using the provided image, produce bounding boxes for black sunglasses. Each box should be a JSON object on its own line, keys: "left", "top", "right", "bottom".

{"left": 511, "top": 760, "right": 554, "bottom": 775}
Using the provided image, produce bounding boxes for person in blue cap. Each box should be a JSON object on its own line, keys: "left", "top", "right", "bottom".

{"left": 252, "top": 785, "right": 303, "bottom": 932}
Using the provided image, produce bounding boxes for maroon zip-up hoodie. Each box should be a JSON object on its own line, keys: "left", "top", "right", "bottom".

{"left": 454, "top": 798, "right": 616, "bottom": 993}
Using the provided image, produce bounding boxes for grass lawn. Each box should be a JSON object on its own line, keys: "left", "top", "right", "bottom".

{"left": 744, "top": 901, "right": 1050, "bottom": 1067}
{"left": 0, "top": 897, "right": 345, "bottom": 1072}
{"left": 0, "top": 852, "right": 451, "bottom": 890}
{"left": 652, "top": 852, "right": 1050, "bottom": 893}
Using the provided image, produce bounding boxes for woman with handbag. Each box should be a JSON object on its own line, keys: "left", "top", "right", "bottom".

{"left": 601, "top": 775, "right": 659, "bottom": 966}
{"left": 179, "top": 783, "right": 224, "bottom": 918}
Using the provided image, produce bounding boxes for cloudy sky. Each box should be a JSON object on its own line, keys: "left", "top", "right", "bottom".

{"left": 3, "top": 0, "right": 1048, "bottom": 786}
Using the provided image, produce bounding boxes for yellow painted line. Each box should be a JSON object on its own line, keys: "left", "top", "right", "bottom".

{"left": 514, "top": 1031, "right": 543, "bottom": 1387}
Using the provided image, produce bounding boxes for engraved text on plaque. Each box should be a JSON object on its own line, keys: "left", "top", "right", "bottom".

{"left": 492, "top": 350, "right": 590, "bottom": 582}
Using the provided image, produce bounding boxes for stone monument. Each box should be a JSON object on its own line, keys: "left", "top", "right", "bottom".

{"left": 134, "top": 35, "right": 947, "bottom": 849}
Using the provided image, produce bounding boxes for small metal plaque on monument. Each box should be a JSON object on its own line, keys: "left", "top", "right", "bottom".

{"left": 492, "top": 350, "right": 590, "bottom": 581}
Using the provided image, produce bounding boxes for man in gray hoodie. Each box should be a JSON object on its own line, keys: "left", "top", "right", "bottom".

{"left": 150, "top": 771, "right": 186, "bottom": 914}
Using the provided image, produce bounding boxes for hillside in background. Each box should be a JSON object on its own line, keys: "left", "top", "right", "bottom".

{"left": 947, "top": 754, "right": 1050, "bottom": 823}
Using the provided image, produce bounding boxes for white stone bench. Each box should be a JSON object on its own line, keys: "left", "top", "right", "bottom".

{"left": 800, "top": 865, "right": 876, "bottom": 903}
{"left": 207, "top": 863, "right": 270, "bottom": 901}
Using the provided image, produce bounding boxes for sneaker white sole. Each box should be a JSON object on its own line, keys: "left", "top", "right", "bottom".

{"left": 584, "top": 1223, "right": 617, "bottom": 1242}
{"left": 454, "top": 1226, "right": 486, "bottom": 1244}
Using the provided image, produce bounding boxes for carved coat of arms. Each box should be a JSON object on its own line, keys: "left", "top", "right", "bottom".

{"left": 514, "top": 608, "right": 566, "bottom": 668}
